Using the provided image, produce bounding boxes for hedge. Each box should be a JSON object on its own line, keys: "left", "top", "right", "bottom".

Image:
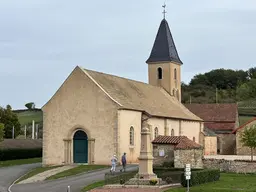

{"left": 181, "top": 169, "right": 220, "bottom": 187}
{"left": 0, "top": 148, "right": 42, "bottom": 161}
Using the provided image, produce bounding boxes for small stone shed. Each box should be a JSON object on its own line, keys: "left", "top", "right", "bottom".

{"left": 152, "top": 135, "right": 203, "bottom": 168}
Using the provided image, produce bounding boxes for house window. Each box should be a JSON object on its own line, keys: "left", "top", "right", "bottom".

{"left": 154, "top": 127, "right": 158, "bottom": 139}
{"left": 171, "top": 129, "right": 174, "bottom": 136}
{"left": 157, "top": 67, "right": 163, "bottom": 79}
{"left": 129, "top": 126, "right": 134, "bottom": 146}
{"left": 193, "top": 137, "right": 195, "bottom": 142}
{"left": 174, "top": 68, "right": 177, "bottom": 80}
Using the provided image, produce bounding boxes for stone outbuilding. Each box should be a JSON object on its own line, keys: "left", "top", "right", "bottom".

{"left": 232, "top": 117, "right": 256, "bottom": 155}
{"left": 152, "top": 135, "right": 203, "bottom": 168}
{"left": 185, "top": 103, "right": 239, "bottom": 155}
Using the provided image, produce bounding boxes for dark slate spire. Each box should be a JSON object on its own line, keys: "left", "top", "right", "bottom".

{"left": 146, "top": 19, "right": 183, "bottom": 64}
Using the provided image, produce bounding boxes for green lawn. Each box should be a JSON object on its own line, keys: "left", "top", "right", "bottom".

{"left": 165, "top": 173, "right": 256, "bottom": 192}
{"left": 0, "top": 157, "right": 42, "bottom": 167}
{"left": 46, "top": 165, "right": 109, "bottom": 180}
{"left": 15, "top": 165, "right": 63, "bottom": 183}
{"left": 81, "top": 181, "right": 105, "bottom": 192}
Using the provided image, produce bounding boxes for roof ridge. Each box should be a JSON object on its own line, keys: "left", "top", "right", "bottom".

{"left": 84, "top": 68, "right": 163, "bottom": 90}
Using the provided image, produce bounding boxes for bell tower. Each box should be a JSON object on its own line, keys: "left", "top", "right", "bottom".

{"left": 146, "top": 5, "right": 183, "bottom": 102}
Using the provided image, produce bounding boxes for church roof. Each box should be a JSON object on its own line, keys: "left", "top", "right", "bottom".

{"left": 146, "top": 19, "right": 183, "bottom": 64}
{"left": 82, "top": 67, "right": 202, "bottom": 121}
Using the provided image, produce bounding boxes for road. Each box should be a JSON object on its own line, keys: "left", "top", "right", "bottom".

{"left": 0, "top": 163, "right": 41, "bottom": 192}
{"left": 10, "top": 165, "right": 138, "bottom": 192}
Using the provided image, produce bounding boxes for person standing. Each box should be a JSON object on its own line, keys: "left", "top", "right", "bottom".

{"left": 110, "top": 155, "right": 117, "bottom": 173}
{"left": 121, "top": 152, "right": 127, "bottom": 172}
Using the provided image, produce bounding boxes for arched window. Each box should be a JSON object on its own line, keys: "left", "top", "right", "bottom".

{"left": 154, "top": 127, "right": 158, "bottom": 139}
{"left": 157, "top": 67, "right": 163, "bottom": 79}
{"left": 171, "top": 129, "right": 174, "bottom": 136}
{"left": 172, "top": 89, "right": 175, "bottom": 96}
{"left": 174, "top": 68, "right": 177, "bottom": 80}
{"left": 193, "top": 137, "right": 195, "bottom": 142}
{"left": 129, "top": 127, "right": 134, "bottom": 146}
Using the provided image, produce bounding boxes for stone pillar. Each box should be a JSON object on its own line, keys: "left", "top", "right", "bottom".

{"left": 138, "top": 126, "right": 157, "bottom": 179}
{"left": 88, "top": 138, "right": 95, "bottom": 164}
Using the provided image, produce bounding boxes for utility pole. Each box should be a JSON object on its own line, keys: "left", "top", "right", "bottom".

{"left": 216, "top": 88, "right": 218, "bottom": 103}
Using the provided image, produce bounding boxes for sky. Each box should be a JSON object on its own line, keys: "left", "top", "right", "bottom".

{"left": 0, "top": 0, "right": 256, "bottom": 109}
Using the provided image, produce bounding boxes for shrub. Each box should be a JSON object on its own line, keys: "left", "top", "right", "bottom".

{"left": 181, "top": 169, "right": 220, "bottom": 187}
{"left": 120, "top": 179, "right": 125, "bottom": 184}
{"left": 165, "top": 177, "right": 173, "bottom": 184}
{"left": 149, "top": 179, "right": 158, "bottom": 185}
{"left": 0, "top": 148, "right": 42, "bottom": 161}
{"left": 162, "top": 161, "right": 174, "bottom": 168}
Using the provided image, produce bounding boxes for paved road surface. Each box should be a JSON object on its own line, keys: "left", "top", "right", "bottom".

{"left": 0, "top": 163, "right": 41, "bottom": 192}
{"left": 10, "top": 165, "right": 138, "bottom": 192}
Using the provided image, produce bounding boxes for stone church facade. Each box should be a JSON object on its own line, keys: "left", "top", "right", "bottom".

{"left": 42, "top": 18, "right": 204, "bottom": 166}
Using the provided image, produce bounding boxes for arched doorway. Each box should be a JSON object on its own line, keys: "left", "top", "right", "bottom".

{"left": 73, "top": 130, "right": 88, "bottom": 163}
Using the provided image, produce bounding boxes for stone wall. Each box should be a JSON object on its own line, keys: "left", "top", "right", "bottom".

{"left": 174, "top": 149, "right": 203, "bottom": 168}
{"left": 152, "top": 144, "right": 174, "bottom": 165}
{"left": 203, "top": 158, "right": 256, "bottom": 173}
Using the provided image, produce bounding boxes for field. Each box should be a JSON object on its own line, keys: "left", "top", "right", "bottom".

{"left": 14, "top": 109, "right": 43, "bottom": 127}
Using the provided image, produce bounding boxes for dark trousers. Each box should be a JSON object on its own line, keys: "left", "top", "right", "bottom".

{"left": 121, "top": 163, "right": 126, "bottom": 172}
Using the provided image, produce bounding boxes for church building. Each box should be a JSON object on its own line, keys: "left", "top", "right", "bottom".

{"left": 42, "top": 17, "right": 203, "bottom": 166}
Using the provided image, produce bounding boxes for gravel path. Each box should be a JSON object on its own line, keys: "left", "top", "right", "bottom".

{"left": 18, "top": 165, "right": 76, "bottom": 184}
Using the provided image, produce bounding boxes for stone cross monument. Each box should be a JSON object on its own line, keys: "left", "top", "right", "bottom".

{"left": 137, "top": 125, "right": 158, "bottom": 180}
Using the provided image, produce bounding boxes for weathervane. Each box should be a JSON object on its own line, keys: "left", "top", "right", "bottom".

{"left": 162, "top": 3, "right": 167, "bottom": 19}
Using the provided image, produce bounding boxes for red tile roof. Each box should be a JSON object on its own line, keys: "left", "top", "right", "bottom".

{"left": 152, "top": 135, "right": 202, "bottom": 150}
{"left": 184, "top": 103, "right": 237, "bottom": 122}
{"left": 204, "top": 122, "right": 236, "bottom": 131}
{"left": 231, "top": 117, "right": 256, "bottom": 134}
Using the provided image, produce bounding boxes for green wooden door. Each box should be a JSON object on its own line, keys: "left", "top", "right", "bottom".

{"left": 73, "top": 130, "right": 88, "bottom": 163}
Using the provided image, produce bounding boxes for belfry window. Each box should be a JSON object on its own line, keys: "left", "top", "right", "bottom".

{"left": 157, "top": 67, "right": 163, "bottom": 79}
{"left": 171, "top": 129, "right": 174, "bottom": 136}
{"left": 174, "top": 68, "right": 177, "bottom": 80}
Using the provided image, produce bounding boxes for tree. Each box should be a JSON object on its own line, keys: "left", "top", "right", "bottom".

{"left": 240, "top": 125, "right": 256, "bottom": 161}
{"left": 25, "top": 102, "right": 35, "bottom": 110}
{"left": 0, "top": 105, "right": 21, "bottom": 138}
{"left": 247, "top": 67, "right": 256, "bottom": 79}
{"left": 0, "top": 123, "right": 4, "bottom": 142}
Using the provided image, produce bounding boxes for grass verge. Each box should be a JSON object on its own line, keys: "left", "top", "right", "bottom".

{"left": 0, "top": 157, "right": 42, "bottom": 168}
{"left": 46, "top": 165, "right": 109, "bottom": 180}
{"left": 15, "top": 165, "right": 63, "bottom": 184}
{"left": 165, "top": 173, "right": 256, "bottom": 192}
{"left": 81, "top": 181, "right": 105, "bottom": 192}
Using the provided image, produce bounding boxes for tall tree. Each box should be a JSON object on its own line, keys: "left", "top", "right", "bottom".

{"left": 0, "top": 105, "right": 21, "bottom": 138}
{"left": 25, "top": 102, "right": 35, "bottom": 110}
{"left": 240, "top": 125, "right": 256, "bottom": 161}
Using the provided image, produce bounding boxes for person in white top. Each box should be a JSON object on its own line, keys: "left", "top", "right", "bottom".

{"left": 110, "top": 155, "right": 117, "bottom": 173}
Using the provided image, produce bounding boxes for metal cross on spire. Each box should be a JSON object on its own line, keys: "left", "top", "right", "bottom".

{"left": 162, "top": 3, "right": 167, "bottom": 19}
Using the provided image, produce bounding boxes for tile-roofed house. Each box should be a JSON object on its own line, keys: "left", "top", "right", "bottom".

{"left": 152, "top": 136, "right": 203, "bottom": 168}
{"left": 231, "top": 117, "right": 256, "bottom": 156}
{"left": 41, "top": 16, "right": 205, "bottom": 166}
{"left": 185, "top": 103, "right": 239, "bottom": 155}
{"left": 184, "top": 103, "right": 238, "bottom": 132}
